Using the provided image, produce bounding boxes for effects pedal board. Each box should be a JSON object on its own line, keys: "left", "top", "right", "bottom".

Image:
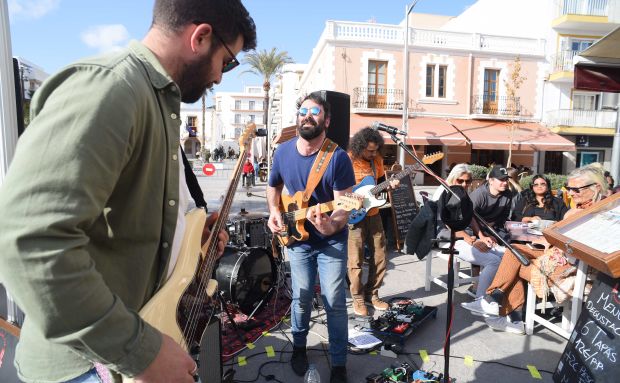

{"left": 369, "top": 298, "right": 437, "bottom": 342}
{"left": 365, "top": 362, "right": 443, "bottom": 383}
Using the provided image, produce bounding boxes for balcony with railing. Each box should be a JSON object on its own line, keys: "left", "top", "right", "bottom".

{"left": 352, "top": 87, "right": 416, "bottom": 112}
{"left": 555, "top": 0, "right": 609, "bottom": 17}
{"left": 545, "top": 109, "right": 617, "bottom": 134}
{"left": 470, "top": 95, "right": 523, "bottom": 117}
{"left": 322, "top": 21, "right": 546, "bottom": 56}
{"left": 553, "top": 0, "right": 618, "bottom": 33}
{"left": 549, "top": 49, "right": 580, "bottom": 81}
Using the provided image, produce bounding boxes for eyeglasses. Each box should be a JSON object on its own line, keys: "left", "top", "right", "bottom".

{"left": 193, "top": 22, "right": 241, "bottom": 73}
{"left": 455, "top": 178, "right": 472, "bottom": 185}
{"left": 211, "top": 30, "right": 240, "bottom": 73}
{"left": 298, "top": 106, "right": 321, "bottom": 116}
{"left": 532, "top": 183, "right": 547, "bottom": 187}
{"left": 565, "top": 183, "right": 595, "bottom": 193}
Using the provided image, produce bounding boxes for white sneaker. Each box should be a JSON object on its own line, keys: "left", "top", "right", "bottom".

{"left": 485, "top": 316, "right": 525, "bottom": 335}
{"left": 461, "top": 297, "right": 499, "bottom": 316}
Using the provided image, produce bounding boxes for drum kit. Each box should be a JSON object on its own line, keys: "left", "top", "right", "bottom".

{"left": 215, "top": 211, "right": 280, "bottom": 318}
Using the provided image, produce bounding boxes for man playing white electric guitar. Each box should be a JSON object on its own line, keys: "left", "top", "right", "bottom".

{"left": 347, "top": 127, "right": 399, "bottom": 317}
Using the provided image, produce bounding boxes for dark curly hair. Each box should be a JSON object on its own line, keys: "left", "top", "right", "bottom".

{"left": 349, "top": 127, "right": 384, "bottom": 157}
{"left": 521, "top": 174, "right": 554, "bottom": 214}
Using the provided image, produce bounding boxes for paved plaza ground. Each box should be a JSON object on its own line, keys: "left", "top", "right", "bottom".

{"left": 195, "top": 159, "right": 568, "bottom": 383}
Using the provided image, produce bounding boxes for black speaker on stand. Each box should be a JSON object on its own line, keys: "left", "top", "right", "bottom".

{"left": 319, "top": 90, "right": 350, "bottom": 150}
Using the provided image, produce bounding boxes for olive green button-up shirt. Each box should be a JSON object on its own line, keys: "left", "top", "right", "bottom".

{"left": 0, "top": 41, "right": 183, "bottom": 382}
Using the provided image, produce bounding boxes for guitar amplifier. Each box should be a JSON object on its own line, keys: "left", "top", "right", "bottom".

{"left": 198, "top": 317, "right": 222, "bottom": 383}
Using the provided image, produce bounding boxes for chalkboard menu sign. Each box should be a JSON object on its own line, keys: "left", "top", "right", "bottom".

{"left": 553, "top": 272, "right": 620, "bottom": 383}
{"left": 386, "top": 170, "right": 418, "bottom": 250}
{"left": 0, "top": 319, "right": 20, "bottom": 383}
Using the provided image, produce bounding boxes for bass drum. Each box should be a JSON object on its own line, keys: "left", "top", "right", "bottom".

{"left": 215, "top": 246, "right": 276, "bottom": 315}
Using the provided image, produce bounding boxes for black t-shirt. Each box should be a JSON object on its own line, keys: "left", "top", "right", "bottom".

{"left": 512, "top": 196, "right": 568, "bottom": 222}
{"left": 469, "top": 183, "right": 512, "bottom": 229}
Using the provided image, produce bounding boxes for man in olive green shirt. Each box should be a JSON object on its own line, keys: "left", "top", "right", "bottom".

{"left": 0, "top": 1, "right": 256, "bottom": 382}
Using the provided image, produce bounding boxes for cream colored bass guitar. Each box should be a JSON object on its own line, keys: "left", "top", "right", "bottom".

{"left": 122, "top": 123, "right": 256, "bottom": 382}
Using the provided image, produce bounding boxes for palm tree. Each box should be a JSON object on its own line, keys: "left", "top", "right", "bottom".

{"left": 241, "top": 48, "right": 293, "bottom": 128}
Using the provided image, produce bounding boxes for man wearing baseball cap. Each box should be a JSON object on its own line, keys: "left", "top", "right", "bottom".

{"left": 457, "top": 165, "right": 513, "bottom": 316}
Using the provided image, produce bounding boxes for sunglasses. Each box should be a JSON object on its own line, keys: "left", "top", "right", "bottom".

{"left": 565, "top": 183, "right": 595, "bottom": 193}
{"left": 212, "top": 30, "right": 240, "bottom": 73}
{"left": 455, "top": 178, "right": 472, "bottom": 185}
{"left": 193, "top": 22, "right": 240, "bottom": 73}
{"left": 298, "top": 106, "right": 321, "bottom": 116}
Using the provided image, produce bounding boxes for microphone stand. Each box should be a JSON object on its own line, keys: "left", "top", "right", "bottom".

{"left": 386, "top": 132, "right": 529, "bottom": 383}
{"left": 387, "top": 133, "right": 529, "bottom": 266}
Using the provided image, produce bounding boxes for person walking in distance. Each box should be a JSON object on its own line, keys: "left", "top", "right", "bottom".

{"left": 347, "top": 127, "right": 399, "bottom": 316}
{"left": 267, "top": 92, "right": 355, "bottom": 383}
{"left": 0, "top": 1, "right": 256, "bottom": 382}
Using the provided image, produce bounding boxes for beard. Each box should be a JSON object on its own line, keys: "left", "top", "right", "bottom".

{"left": 297, "top": 117, "right": 325, "bottom": 140}
{"left": 178, "top": 51, "right": 214, "bottom": 103}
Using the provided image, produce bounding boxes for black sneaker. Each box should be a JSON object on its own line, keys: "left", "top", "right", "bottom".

{"left": 290, "top": 346, "right": 308, "bottom": 376}
{"left": 330, "top": 365, "right": 347, "bottom": 383}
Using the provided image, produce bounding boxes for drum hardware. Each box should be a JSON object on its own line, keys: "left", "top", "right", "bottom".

{"left": 225, "top": 213, "right": 272, "bottom": 248}
{"left": 215, "top": 291, "right": 246, "bottom": 344}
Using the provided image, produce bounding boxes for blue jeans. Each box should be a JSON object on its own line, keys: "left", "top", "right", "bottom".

{"left": 64, "top": 369, "right": 102, "bottom": 383}
{"left": 287, "top": 240, "right": 348, "bottom": 366}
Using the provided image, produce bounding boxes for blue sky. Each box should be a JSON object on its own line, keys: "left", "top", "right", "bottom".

{"left": 8, "top": 0, "right": 476, "bottom": 96}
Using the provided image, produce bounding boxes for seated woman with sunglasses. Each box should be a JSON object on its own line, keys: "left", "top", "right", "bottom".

{"left": 512, "top": 175, "right": 568, "bottom": 223}
{"left": 472, "top": 164, "right": 607, "bottom": 334}
{"left": 431, "top": 163, "right": 473, "bottom": 201}
{"left": 432, "top": 164, "right": 507, "bottom": 302}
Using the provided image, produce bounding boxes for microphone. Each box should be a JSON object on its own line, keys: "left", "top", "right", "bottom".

{"left": 371, "top": 121, "right": 407, "bottom": 136}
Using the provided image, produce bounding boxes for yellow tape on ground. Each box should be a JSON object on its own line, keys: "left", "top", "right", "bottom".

{"left": 419, "top": 349, "right": 430, "bottom": 363}
{"left": 246, "top": 342, "right": 255, "bottom": 350}
{"left": 238, "top": 356, "right": 247, "bottom": 366}
{"left": 464, "top": 355, "right": 474, "bottom": 367}
{"left": 265, "top": 346, "right": 275, "bottom": 357}
{"left": 527, "top": 365, "right": 542, "bottom": 379}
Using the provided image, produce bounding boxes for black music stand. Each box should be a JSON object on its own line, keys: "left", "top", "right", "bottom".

{"left": 385, "top": 131, "right": 529, "bottom": 383}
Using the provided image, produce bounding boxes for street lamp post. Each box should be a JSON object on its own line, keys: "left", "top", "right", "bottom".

{"left": 400, "top": 0, "right": 421, "bottom": 168}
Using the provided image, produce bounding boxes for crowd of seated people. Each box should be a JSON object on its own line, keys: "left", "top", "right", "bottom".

{"left": 442, "top": 163, "right": 608, "bottom": 334}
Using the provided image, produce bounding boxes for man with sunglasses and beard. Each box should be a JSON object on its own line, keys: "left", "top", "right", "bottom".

{"left": 0, "top": 1, "right": 255, "bottom": 382}
{"left": 267, "top": 92, "right": 355, "bottom": 383}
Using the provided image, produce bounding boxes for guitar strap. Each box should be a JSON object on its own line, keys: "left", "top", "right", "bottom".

{"left": 180, "top": 147, "right": 208, "bottom": 210}
{"left": 302, "top": 138, "right": 337, "bottom": 203}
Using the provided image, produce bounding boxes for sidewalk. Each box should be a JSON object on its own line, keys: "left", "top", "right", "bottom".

{"left": 196, "top": 160, "right": 565, "bottom": 383}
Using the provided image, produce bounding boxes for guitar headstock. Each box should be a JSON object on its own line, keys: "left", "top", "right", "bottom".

{"left": 422, "top": 151, "right": 444, "bottom": 165}
{"left": 336, "top": 193, "right": 364, "bottom": 211}
{"left": 238, "top": 123, "right": 257, "bottom": 150}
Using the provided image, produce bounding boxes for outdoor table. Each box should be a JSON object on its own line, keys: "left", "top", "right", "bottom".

{"left": 504, "top": 220, "right": 543, "bottom": 243}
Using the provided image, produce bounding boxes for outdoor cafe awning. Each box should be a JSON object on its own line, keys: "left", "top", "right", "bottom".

{"left": 350, "top": 115, "right": 469, "bottom": 146}
{"left": 273, "top": 117, "right": 575, "bottom": 152}
{"left": 447, "top": 119, "right": 576, "bottom": 151}
{"left": 575, "top": 26, "right": 620, "bottom": 93}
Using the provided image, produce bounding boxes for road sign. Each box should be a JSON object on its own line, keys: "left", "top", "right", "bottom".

{"left": 202, "top": 163, "right": 216, "bottom": 176}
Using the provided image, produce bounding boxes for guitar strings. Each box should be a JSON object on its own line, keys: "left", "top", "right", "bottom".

{"left": 182, "top": 136, "right": 250, "bottom": 351}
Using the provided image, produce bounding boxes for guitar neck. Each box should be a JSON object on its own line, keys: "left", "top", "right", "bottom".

{"left": 200, "top": 125, "right": 255, "bottom": 278}
{"left": 370, "top": 166, "right": 417, "bottom": 195}
{"left": 293, "top": 201, "right": 336, "bottom": 221}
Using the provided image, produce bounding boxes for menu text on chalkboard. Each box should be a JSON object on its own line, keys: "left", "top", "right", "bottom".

{"left": 387, "top": 170, "right": 418, "bottom": 249}
{"left": 554, "top": 272, "right": 619, "bottom": 383}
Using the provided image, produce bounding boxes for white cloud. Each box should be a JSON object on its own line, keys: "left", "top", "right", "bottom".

{"left": 8, "top": 0, "right": 60, "bottom": 19}
{"left": 81, "top": 24, "right": 130, "bottom": 53}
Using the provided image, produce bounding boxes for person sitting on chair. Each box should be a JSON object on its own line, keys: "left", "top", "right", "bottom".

{"left": 512, "top": 174, "right": 567, "bottom": 223}
{"left": 459, "top": 165, "right": 513, "bottom": 314}
{"left": 476, "top": 164, "right": 606, "bottom": 334}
